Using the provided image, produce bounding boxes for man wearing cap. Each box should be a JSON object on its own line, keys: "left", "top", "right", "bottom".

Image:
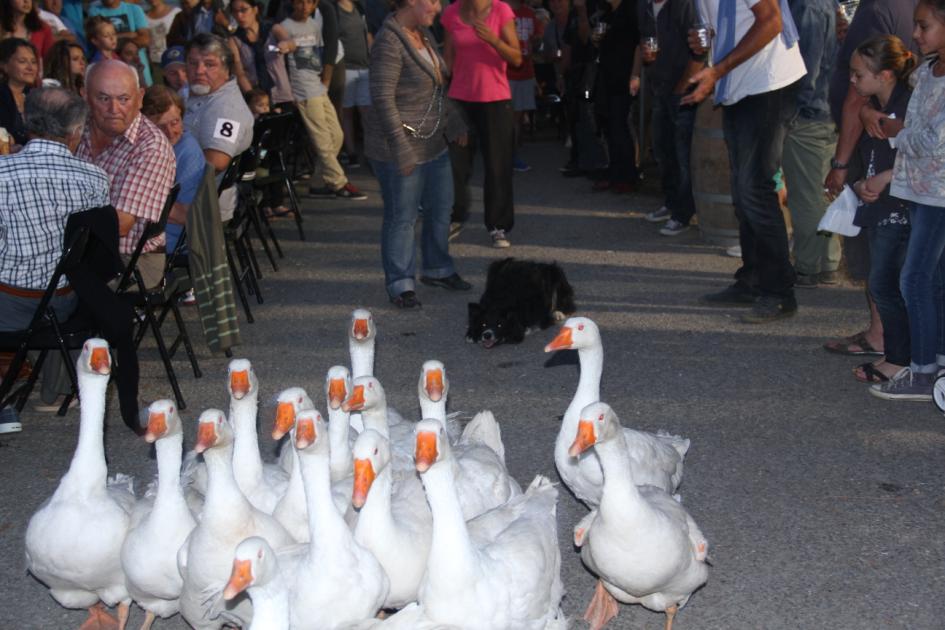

{"left": 162, "top": 45, "right": 189, "bottom": 98}
{"left": 183, "top": 33, "right": 254, "bottom": 220}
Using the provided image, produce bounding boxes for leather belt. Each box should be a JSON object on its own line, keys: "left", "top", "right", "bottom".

{"left": 0, "top": 282, "right": 73, "bottom": 299}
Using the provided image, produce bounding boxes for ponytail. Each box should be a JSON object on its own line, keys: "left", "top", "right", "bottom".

{"left": 854, "top": 35, "right": 917, "bottom": 85}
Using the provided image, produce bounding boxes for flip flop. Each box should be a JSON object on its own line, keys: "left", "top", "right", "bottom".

{"left": 823, "top": 331, "right": 884, "bottom": 356}
{"left": 853, "top": 362, "right": 890, "bottom": 383}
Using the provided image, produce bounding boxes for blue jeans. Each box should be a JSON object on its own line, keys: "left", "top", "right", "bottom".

{"left": 722, "top": 82, "right": 798, "bottom": 299}
{"left": 651, "top": 90, "right": 696, "bottom": 224}
{"left": 901, "top": 204, "right": 945, "bottom": 373}
{"left": 372, "top": 150, "right": 456, "bottom": 298}
{"left": 867, "top": 222, "right": 911, "bottom": 367}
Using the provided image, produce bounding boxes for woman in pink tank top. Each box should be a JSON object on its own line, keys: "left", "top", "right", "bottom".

{"left": 442, "top": 0, "right": 521, "bottom": 248}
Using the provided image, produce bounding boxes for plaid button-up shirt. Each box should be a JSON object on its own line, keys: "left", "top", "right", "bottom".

{"left": 77, "top": 113, "right": 176, "bottom": 255}
{"left": 0, "top": 139, "right": 111, "bottom": 289}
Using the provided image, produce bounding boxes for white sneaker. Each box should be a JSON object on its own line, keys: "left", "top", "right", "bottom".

{"left": 660, "top": 219, "right": 689, "bottom": 236}
{"left": 726, "top": 244, "right": 742, "bottom": 258}
{"left": 490, "top": 229, "right": 511, "bottom": 249}
{"left": 0, "top": 406, "right": 21, "bottom": 434}
{"left": 644, "top": 206, "right": 672, "bottom": 223}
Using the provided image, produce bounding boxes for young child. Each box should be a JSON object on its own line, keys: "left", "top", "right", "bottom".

{"left": 85, "top": 16, "right": 119, "bottom": 62}
{"left": 273, "top": 0, "right": 367, "bottom": 200}
{"left": 871, "top": 0, "right": 945, "bottom": 401}
{"left": 245, "top": 87, "right": 289, "bottom": 216}
{"left": 845, "top": 35, "right": 915, "bottom": 385}
{"left": 245, "top": 87, "right": 271, "bottom": 118}
{"left": 118, "top": 39, "right": 146, "bottom": 86}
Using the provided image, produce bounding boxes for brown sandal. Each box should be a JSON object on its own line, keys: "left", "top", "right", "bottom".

{"left": 823, "top": 331, "right": 883, "bottom": 356}
{"left": 853, "top": 362, "right": 890, "bottom": 383}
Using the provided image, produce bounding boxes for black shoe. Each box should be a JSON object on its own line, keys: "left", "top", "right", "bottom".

{"left": 420, "top": 273, "right": 472, "bottom": 291}
{"left": 391, "top": 290, "right": 421, "bottom": 309}
{"left": 335, "top": 183, "right": 368, "bottom": 200}
{"left": 795, "top": 273, "right": 819, "bottom": 289}
{"left": 700, "top": 284, "right": 758, "bottom": 307}
{"left": 307, "top": 185, "right": 335, "bottom": 197}
{"left": 740, "top": 295, "right": 797, "bottom": 324}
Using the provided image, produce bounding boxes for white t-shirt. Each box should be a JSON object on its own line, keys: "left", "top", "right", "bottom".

{"left": 147, "top": 7, "right": 181, "bottom": 63}
{"left": 39, "top": 9, "right": 68, "bottom": 34}
{"left": 697, "top": 0, "right": 806, "bottom": 106}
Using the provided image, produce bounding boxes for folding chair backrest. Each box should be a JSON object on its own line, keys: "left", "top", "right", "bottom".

{"left": 116, "top": 183, "right": 181, "bottom": 293}
{"left": 253, "top": 111, "right": 295, "bottom": 154}
{"left": 218, "top": 154, "right": 243, "bottom": 195}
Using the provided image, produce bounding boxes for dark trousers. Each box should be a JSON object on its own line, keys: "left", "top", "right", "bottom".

{"left": 867, "top": 222, "right": 911, "bottom": 367}
{"left": 604, "top": 90, "right": 638, "bottom": 184}
{"left": 722, "top": 82, "right": 798, "bottom": 299}
{"left": 449, "top": 99, "right": 515, "bottom": 232}
{"left": 651, "top": 88, "right": 697, "bottom": 224}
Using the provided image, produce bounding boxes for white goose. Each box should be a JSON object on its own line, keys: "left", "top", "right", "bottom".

{"left": 326, "top": 365, "right": 355, "bottom": 483}
{"left": 348, "top": 308, "right": 376, "bottom": 433}
{"left": 121, "top": 400, "right": 197, "bottom": 630}
{"left": 284, "top": 409, "right": 389, "bottom": 629}
{"left": 342, "top": 376, "right": 414, "bottom": 471}
{"left": 270, "top": 388, "right": 314, "bottom": 542}
{"left": 417, "top": 360, "right": 464, "bottom": 444}
{"left": 570, "top": 402, "right": 709, "bottom": 630}
{"left": 352, "top": 428, "right": 432, "bottom": 609}
{"left": 25, "top": 338, "right": 136, "bottom": 630}
{"left": 545, "top": 317, "right": 689, "bottom": 504}
{"left": 177, "top": 409, "right": 296, "bottom": 630}
{"left": 222, "top": 537, "right": 290, "bottom": 630}
{"left": 228, "top": 359, "right": 289, "bottom": 514}
{"left": 414, "top": 419, "right": 565, "bottom": 630}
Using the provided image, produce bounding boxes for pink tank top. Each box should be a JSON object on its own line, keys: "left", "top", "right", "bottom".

{"left": 442, "top": 0, "right": 515, "bottom": 102}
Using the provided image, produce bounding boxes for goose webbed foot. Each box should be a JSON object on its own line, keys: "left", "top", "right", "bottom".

{"left": 583, "top": 579, "right": 618, "bottom": 630}
{"left": 77, "top": 603, "right": 119, "bottom": 630}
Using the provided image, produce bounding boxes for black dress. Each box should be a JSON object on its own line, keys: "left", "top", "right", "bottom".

{"left": 0, "top": 82, "right": 29, "bottom": 146}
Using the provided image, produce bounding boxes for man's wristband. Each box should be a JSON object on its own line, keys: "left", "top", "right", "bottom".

{"left": 830, "top": 158, "right": 849, "bottom": 170}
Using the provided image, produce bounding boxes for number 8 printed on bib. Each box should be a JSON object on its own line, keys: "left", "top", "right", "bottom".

{"left": 213, "top": 118, "right": 241, "bottom": 143}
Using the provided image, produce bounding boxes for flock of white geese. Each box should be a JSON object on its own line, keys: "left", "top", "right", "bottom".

{"left": 24, "top": 309, "right": 709, "bottom": 630}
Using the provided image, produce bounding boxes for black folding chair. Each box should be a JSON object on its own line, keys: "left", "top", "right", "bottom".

{"left": 235, "top": 133, "right": 281, "bottom": 272}
{"left": 252, "top": 110, "right": 306, "bottom": 241}
{"left": 220, "top": 156, "right": 261, "bottom": 323}
{"left": 0, "top": 228, "right": 97, "bottom": 416}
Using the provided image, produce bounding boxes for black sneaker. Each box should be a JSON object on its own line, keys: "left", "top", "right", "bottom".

{"left": 700, "top": 284, "right": 758, "bottom": 307}
{"left": 308, "top": 185, "right": 335, "bottom": 197}
{"left": 869, "top": 368, "right": 934, "bottom": 401}
{"left": 795, "top": 273, "right": 819, "bottom": 289}
{"left": 390, "top": 290, "right": 421, "bottom": 309}
{"left": 335, "top": 183, "right": 367, "bottom": 200}
{"left": 740, "top": 295, "right": 797, "bottom": 324}
{"left": 420, "top": 273, "right": 472, "bottom": 291}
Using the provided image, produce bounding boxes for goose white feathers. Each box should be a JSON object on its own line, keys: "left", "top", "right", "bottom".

{"left": 352, "top": 429, "right": 431, "bottom": 609}
{"left": 414, "top": 419, "right": 565, "bottom": 629}
{"left": 326, "top": 365, "right": 355, "bottom": 483}
{"left": 282, "top": 410, "right": 389, "bottom": 629}
{"left": 270, "top": 387, "right": 316, "bottom": 542}
{"left": 570, "top": 402, "right": 708, "bottom": 630}
{"left": 348, "top": 308, "right": 376, "bottom": 433}
{"left": 177, "top": 409, "right": 296, "bottom": 630}
{"left": 228, "top": 359, "right": 289, "bottom": 514}
{"left": 25, "top": 338, "right": 135, "bottom": 629}
{"left": 222, "top": 537, "right": 290, "bottom": 630}
{"left": 545, "top": 317, "right": 689, "bottom": 504}
{"left": 121, "top": 400, "right": 197, "bottom": 628}
{"left": 417, "top": 360, "right": 464, "bottom": 444}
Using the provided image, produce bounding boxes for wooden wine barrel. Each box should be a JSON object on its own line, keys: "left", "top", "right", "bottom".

{"left": 691, "top": 102, "right": 739, "bottom": 246}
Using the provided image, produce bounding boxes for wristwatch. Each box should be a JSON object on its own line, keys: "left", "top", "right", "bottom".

{"left": 830, "top": 158, "right": 849, "bottom": 170}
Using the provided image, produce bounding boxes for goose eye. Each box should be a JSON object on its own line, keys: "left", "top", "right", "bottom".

{"left": 257, "top": 548, "right": 264, "bottom": 559}
{"left": 373, "top": 447, "right": 378, "bottom": 455}
{"left": 578, "top": 324, "right": 585, "bottom": 331}
{"left": 598, "top": 413, "right": 604, "bottom": 421}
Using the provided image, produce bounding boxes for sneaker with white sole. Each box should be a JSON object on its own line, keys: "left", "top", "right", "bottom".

{"left": 490, "top": 229, "right": 511, "bottom": 248}
{"left": 869, "top": 367, "right": 934, "bottom": 401}
{"left": 335, "top": 183, "right": 368, "bottom": 200}
{"left": 448, "top": 222, "right": 464, "bottom": 242}
{"left": 726, "top": 244, "right": 742, "bottom": 258}
{"left": 0, "top": 406, "right": 21, "bottom": 434}
{"left": 659, "top": 219, "right": 689, "bottom": 236}
{"left": 644, "top": 206, "right": 671, "bottom": 223}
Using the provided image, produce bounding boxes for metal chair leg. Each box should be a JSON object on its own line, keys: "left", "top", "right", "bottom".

{"left": 226, "top": 239, "right": 254, "bottom": 323}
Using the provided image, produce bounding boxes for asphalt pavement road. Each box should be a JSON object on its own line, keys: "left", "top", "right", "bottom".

{"left": 2, "top": 139, "right": 943, "bottom": 630}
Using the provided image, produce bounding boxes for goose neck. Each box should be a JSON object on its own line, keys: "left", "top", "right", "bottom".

{"left": 421, "top": 461, "right": 477, "bottom": 581}
{"left": 64, "top": 373, "right": 109, "bottom": 489}
{"left": 299, "top": 447, "right": 349, "bottom": 544}
{"left": 203, "top": 442, "right": 250, "bottom": 519}
{"left": 419, "top": 398, "right": 446, "bottom": 423}
{"left": 154, "top": 432, "right": 184, "bottom": 506}
{"left": 349, "top": 341, "right": 374, "bottom": 379}
{"left": 250, "top": 579, "right": 290, "bottom": 630}
{"left": 596, "top": 433, "right": 641, "bottom": 514}
{"left": 355, "top": 465, "right": 394, "bottom": 537}
{"left": 230, "top": 395, "right": 263, "bottom": 479}
{"left": 327, "top": 408, "right": 353, "bottom": 482}
{"left": 360, "top": 407, "right": 389, "bottom": 439}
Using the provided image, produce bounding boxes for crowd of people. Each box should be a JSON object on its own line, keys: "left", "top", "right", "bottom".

{"left": 2, "top": 0, "right": 945, "bottom": 436}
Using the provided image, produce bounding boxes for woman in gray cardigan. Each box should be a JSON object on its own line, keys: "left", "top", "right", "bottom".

{"left": 365, "top": 0, "right": 470, "bottom": 309}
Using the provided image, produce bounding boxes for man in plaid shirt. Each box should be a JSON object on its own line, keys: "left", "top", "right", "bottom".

{"left": 77, "top": 60, "right": 176, "bottom": 289}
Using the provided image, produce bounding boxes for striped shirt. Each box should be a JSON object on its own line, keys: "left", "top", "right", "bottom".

{"left": 0, "top": 139, "right": 111, "bottom": 289}
{"left": 77, "top": 113, "right": 176, "bottom": 255}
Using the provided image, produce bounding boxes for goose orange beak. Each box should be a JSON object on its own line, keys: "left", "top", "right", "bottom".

{"left": 90, "top": 347, "right": 111, "bottom": 374}
{"left": 544, "top": 327, "right": 573, "bottom": 352}
{"left": 342, "top": 385, "right": 365, "bottom": 412}
{"left": 351, "top": 458, "right": 376, "bottom": 509}
{"left": 425, "top": 369, "right": 444, "bottom": 402}
{"left": 230, "top": 370, "right": 250, "bottom": 400}
{"left": 295, "top": 417, "right": 316, "bottom": 449}
{"left": 223, "top": 558, "right": 253, "bottom": 600}
{"left": 352, "top": 318, "right": 369, "bottom": 340}
{"left": 272, "top": 402, "right": 295, "bottom": 440}
{"left": 327, "top": 378, "right": 347, "bottom": 410}
{"left": 568, "top": 420, "right": 596, "bottom": 457}
{"left": 415, "top": 431, "right": 438, "bottom": 473}
{"left": 194, "top": 422, "right": 216, "bottom": 454}
{"left": 145, "top": 411, "right": 167, "bottom": 443}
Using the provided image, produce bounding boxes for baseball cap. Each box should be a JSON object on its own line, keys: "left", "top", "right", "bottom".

{"left": 161, "top": 46, "right": 186, "bottom": 69}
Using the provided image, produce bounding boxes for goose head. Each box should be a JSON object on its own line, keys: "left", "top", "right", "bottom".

{"left": 223, "top": 536, "right": 279, "bottom": 600}
{"left": 350, "top": 308, "right": 376, "bottom": 343}
{"left": 272, "top": 387, "right": 312, "bottom": 440}
{"left": 293, "top": 409, "right": 327, "bottom": 452}
{"left": 414, "top": 418, "right": 451, "bottom": 473}
{"left": 325, "top": 365, "right": 351, "bottom": 410}
{"left": 418, "top": 360, "right": 448, "bottom": 404}
{"left": 78, "top": 337, "right": 112, "bottom": 377}
{"left": 351, "top": 429, "right": 390, "bottom": 509}
{"left": 568, "top": 402, "right": 620, "bottom": 457}
{"left": 144, "top": 399, "right": 182, "bottom": 443}
{"left": 228, "top": 358, "right": 257, "bottom": 401}
{"left": 194, "top": 409, "right": 233, "bottom": 454}
{"left": 341, "top": 376, "right": 386, "bottom": 414}
{"left": 544, "top": 317, "right": 600, "bottom": 352}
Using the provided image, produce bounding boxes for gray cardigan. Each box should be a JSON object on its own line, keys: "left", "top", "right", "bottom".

{"left": 364, "top": 15, "right": 466, "bottom": 171}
